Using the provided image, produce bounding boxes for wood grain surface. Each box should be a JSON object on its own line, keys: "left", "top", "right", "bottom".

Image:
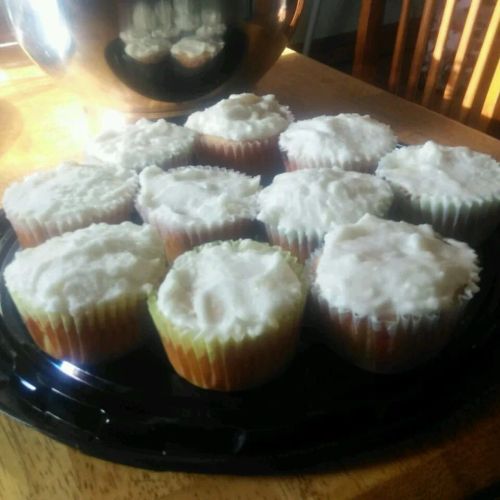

{"left": 0, "top": 47, "right": 500, "bottom": 499}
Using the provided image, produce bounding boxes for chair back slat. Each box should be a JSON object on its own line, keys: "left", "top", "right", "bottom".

{"left": 459, "top": 1, "right": 500, "bottom": 123}
{"left": 440, "top": 0, "right": 483, "bottom": 115}
{"left": 388, "top": 0, "right": 412, "bottom": 93}
{"left": 406, "top": 0, "right": 437, "bottom": 100}
{"left": 475, "top": 58, "right": 500, "bottom": 132}
{"left": 422, "top": 0, "right": 457, "bottom": 108}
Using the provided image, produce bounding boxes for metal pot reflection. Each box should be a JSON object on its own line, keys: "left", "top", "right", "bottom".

{"left": 5, "top": 0, "right": 304, "bottom": 117}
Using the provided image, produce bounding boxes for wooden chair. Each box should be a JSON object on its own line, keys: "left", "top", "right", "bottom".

{"left": 353, "top": 0, "right": 499, "bottom": 136}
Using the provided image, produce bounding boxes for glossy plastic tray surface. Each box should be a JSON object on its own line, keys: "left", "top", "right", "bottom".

{"left": 0, "top": 212, "right": 499, "bottom": 473}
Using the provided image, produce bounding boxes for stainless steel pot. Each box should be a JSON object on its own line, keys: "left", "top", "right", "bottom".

{"left": 6, "top": 0, "right": 303, "bottom": 117}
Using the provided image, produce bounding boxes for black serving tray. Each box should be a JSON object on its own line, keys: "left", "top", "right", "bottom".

{"left": 0, "top": 211, "right": 499, "bottom": 474}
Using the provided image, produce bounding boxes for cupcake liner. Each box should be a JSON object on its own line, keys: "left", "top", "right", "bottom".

{"left": 282, "top": 151, "right": 376, "bottom": 174}
{"left": 194, "top": 133, "right": 283, "bottom": 176}
{"left": 389, "top": 186, "right": 500, "bottom": 245}
{"left": 141, "top": 211, "right": 256, "bottom": 263}
{"left": 264, "top": 224, "right": 322, "bottom": 263}
{"left": 6, "top": 188, "right": 136, "bottom": 248}
{"left": 11, "top": 292, "right": 147, "bottom": 364}
{"left": 306, "top": 250, "right": 476, "bottom": 373}
{"left": 149, "top": 291, "right": 304, "bottom": 391}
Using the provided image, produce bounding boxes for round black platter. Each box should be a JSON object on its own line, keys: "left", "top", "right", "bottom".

{"left": 0, "top": 212, "right": 499, "bottom": 474}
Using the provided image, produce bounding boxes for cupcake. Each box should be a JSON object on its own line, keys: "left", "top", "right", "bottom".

{"left": 4, "top": 222, "right": 166, "bottom": 364}
{"left": 148, "top": 239, "right": 307, "bottom": 391}
{"left": 136, "top": 165, "right": 261, "bottom": 262}
{"left": 2, "top": 162, "right": 138, "bottom": 248}
{"left": 376, "top": 141, "right": 500, "bottom": 244}
{"left": 184, "top": 93, "right": 293, "bottom": 176}
{"left": 308, "top": 214, "right": 480, "bottom": 373}
{"left": 279, "top": 114, "right": 397, "bottom": 174}
{"left": 257, "top": 168, "right": 393, "bottom": 262}
{"left": 86, "top": 118, "right": 197, "bottom": 172}
{"left": 124, "top": 35, "right": 172, "bottom": 64}
{"left": 171, "top": 35, "right": 224, "bottom": 68}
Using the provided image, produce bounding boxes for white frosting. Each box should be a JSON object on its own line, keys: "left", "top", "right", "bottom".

{"left": 257, "top": 168, "right": 393, "bottom": 237}
{"left": 4, "top": 222, "right": 166, "bottom": 314}
{"left": 279, "top": 114, "right": 397, "bottom": 169}
{"left": 124, "top": 35, "right": 172, "bottom": 62}
{"left": 137, "top": 165, "right": 260, "bottom": 227}
{"left": 196, "top": 24, "right": 226, "bottom": 38}
{"left": 157, "top": 240, "right": 304, "bottom": 340}
{"left": 173, "top": 0, "right": 200, "bottom": 32}
{"left": 185, "top": 93, "right": 294, "bottom": 141}
{"left": 131, "top": 1, "right": 157, "bottom": 32}
{"left": 2, "top": 162, "right": 137, "bottom": 223}
{"left": 376, "top": 141, "right": 500, "bottom": 202}
{"left": 86, "top": 119, "right": 196, "bottom": 172}
{"left": 315, "top": 214, "right": 479, "bottom": 317}
{"left": 171, "top": 36, "right": 223, "bottom": 61}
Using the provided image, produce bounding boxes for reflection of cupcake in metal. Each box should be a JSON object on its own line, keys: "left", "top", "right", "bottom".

{"left": 173, "top": 0, "right": 201, "bottom": 33}
{"left": 171, "top": 35, "right": 224, "bottom": 68}
{"left": 196, "top": 0, "right": 226, "bottom": 38}
{"left": 120, "top": 0, "right": 176, "bottom": 63}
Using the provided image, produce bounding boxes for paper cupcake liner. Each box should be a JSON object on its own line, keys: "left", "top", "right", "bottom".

{"left": 158, "top": 150, "right": 195, "bottom": 171}
{"left": 149, "top": 291, "right": 304, "bottom": 392}
{"left": 7, "top": 197, "right": 136, "bottom": 248}
{"left": 194, "top": 133, "right": 283, "bottom": 176}
{"left": 389, "top": 186, "right": 500, "bottom": 245}
{"left": 11, "top": 292, "right": 147, "bottom": 364}
{"left": 282, "top": 152, "right": 377, "bottom": 174}
{"left": 142, "top": 212, "right": 256, "bottom": 263}
{"left": 264, "top": 224, "right": 322, "bottom": 263}
{"left": 306, "top": 250, "right": 475, "bottom": 373}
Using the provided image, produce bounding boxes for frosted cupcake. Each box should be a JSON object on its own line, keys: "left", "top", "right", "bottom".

{"left": 136, "top": 165, "right": 261, "bottom": 262}
{"left": 2, "top": 162, "right": 137, "bottom": 248}
{"left": 309, "top": 214, "right": 480, "bottom": 373}
{"left": 4, "top": 222, "right": 166, "bottom": 364}
{"left": 86, "top": 118, "right": 197, "bottom": 172}
{"left": 171, "top": 36, "right": 224, "bottom": 68}
{"left": 149, "top": 239, "right": 307, "bottom": 391}
{"left": 185, "top": 93, "right": 293, "bottom": 176}
{"left": 279, "top": 114, "right": 397, "bottom": 174}
{"left": 257, "top": 168, "right": 393, "bottom": 262}
{"left": 376, "top": 141, "right": 500, "bottom": 244}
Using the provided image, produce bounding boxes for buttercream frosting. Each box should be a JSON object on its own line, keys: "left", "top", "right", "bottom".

{"left": 4, "top": 222, "right": 166, "bottom": 314}
{"left": 279, "top": 114, "right": 397, "bottom": 169}
{"left": 257, "top": 168, "right": 393, "bottom": 237}
{"left": 376, "top": 141, "right": 500, "bottom": 202}
{"left": 314, "top": 214, "right": 479, "bottom": 317}
{"left": 86, "top": 119, "right": 196, "bottom": 172}
{"left": 185, "top": 93, "right": 294, "bottom": 141}
{"left": 137, "top": 165, "right": 260, "bottom": 227}
{"left": 2, "top": 162, "right": 137, "bottom": 223}
{"left": 124, "top": 35, "right": 172, "bottom": 62}
{"left": 156, "top": 239, "right": 304, "bottom": 340}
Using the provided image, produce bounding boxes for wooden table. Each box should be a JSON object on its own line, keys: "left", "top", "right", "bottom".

{"left": 1, "top": 47, "right": 500, "bottom": 500}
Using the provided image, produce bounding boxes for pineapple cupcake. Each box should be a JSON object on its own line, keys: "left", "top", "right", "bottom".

{"left": 308, "top": 214, "right": 480, "bottom": 373}
{"left": 149, "top": 239, "right": 307, "bottom": 391}
{"left": 4, "top": 222, "right": 166, "bottom": 364}
{"left": 136, "top": 165, "right": 261, "bottom": 262}
{"left": 2, "top": 162, "right": 137, "bottom": 248}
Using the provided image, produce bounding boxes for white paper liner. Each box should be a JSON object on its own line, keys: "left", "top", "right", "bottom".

{"left": 264, "top": 224, "right": 323, "bottom": 263}
{"left": 148, "top": 242, "right": 307, "bottom": 391}
{"left": 7, "top": 199, "right": 135, "bottom": 248}
{"left": 10, "top": 292, "right": 147, "bottom": 364}
{"left": 305, "top": 248, "right": 477, "bottom": 373}
{"left": 281, "top": 151, "right": 377, "bottom": 174}
{"left": 388, "top": 186, "right": 500, "bottom": 245}
{"left": 194, "top": 133, "right": 282, "bottom": 176}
